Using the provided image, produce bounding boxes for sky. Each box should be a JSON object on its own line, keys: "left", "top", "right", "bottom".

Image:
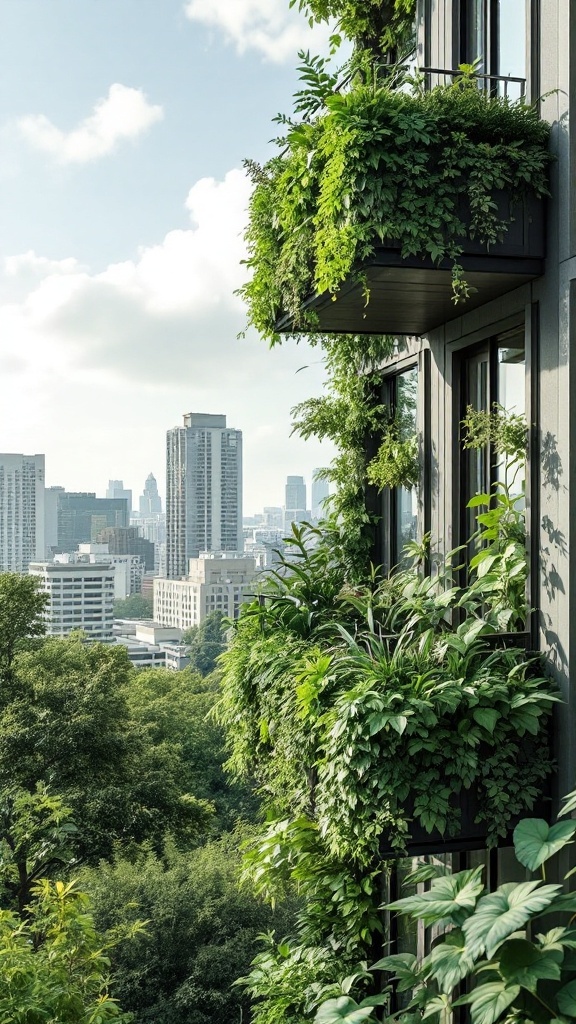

{"left": 0, "top": 0, "right": 337, "bottom": 515}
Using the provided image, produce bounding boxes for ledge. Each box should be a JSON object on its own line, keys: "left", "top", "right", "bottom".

{"left": 275, "top": 194, "right": 545, "bottom": 337}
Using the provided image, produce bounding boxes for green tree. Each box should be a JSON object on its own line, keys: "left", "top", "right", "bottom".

{"left": 125, "top": 667, "right": 258, "bottom": 832}
{"left": 81, "top": 831, "right": 297, "bottom": 1024}
{"left": 0, "top": 877, "right": 137, "bottom": 1023}
{"left": 0, "top": 636, "right": 213, "bottom": 909}
{"left": 183, "top": 611, "right": 227, "bottom": 676}
{"left": 0, "top": 572, "right": 47, "bottom": 691}
{"left": 114, "top": 593, "right": 153, "bottom": 619}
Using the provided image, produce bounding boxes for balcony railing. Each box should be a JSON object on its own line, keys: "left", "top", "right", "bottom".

{"left": 419, "top": 66, "right": 526, "bottom": 100}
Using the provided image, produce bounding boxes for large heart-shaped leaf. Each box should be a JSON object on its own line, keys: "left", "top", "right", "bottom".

{"left": 498, "top": 938, "right": 562, "bottom": 989}
{"left": 514, "top": 818, "right": 576, "bottom": 871}
{"left": 455, "top": 981, "right": 520, "bottom": 1024}
{"left": 556, "top": 980, "right": 576, "bottom": 1017}
{"left": 315, "top": 997, "right": 377, "bottom": 1024}
{"left": 388, "top": 866, "right": 484, "bottom": 927}
{"left": 463, "top": 881, "right": 562, "bottom": 958}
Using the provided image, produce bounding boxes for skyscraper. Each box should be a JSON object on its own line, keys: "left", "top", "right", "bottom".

{"left": 139, "top": 473, "right": 162, "bottom": 515}
{"left": 311, "top": 469, "right": 330, "bottom": 520}
{"left": 285, "top": 475, "right": 307, "bottom": 511}
{"left": 106, "top": 480, "right": 133, "bottom": 514}
{"left": 0, "top": 454, "right": 45, "bottom": 573}
{"left": 166, "top": 413, "right": 242, "bottom": 579}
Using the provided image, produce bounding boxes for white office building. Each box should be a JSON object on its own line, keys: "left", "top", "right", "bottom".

{"left": 154, "top": 553, "right": 255, "bottom": 630}
{"left": 0, "top": 454, "right": 45, "bottom": 573}
{"left": 166, "top": 413, "right": 243, "bottom": 578}
{"left": 29, "top": 561, "right": 115, "bottom": 641}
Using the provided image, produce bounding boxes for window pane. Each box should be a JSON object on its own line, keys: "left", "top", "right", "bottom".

{"left": 395, "top": 367, "right": 418, "bottom": 560}
{"left": 497, "top": 330, "right": 525, "bottom": 496}
{"left": 497, "top": 0, "right": 527, "bottom": 80}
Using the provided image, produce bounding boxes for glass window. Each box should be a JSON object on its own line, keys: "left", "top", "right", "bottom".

{"left": 394, "top": 368, "right": 419, "bottom": 559}
{"left": 497, "top": 0, "right": 527, "bottom": 80}
{"left": 460, "top": 0, "right": 528, "bottom": 97}
{"left": 377, "top": 365, "right": 419, "bottom": 572}
{"left": 459, "top": 325, "right": 527, "bottom": 630}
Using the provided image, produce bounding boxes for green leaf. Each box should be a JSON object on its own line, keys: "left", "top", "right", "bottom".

{"left": 315, "top": 997, "right": 377, "bottom": 1024}
{"left": 558, "top": 790, "right": 576, "bottom": 818}
{"left": 455, "top": 981, "right": 520, "bottom": 1024}
{"left": 472, "top": 707, "right": 499, "bottom": 733}
{"left": 557, "top": 980, "right": 576, "bottom": 1017}
{"left": 513, "top": 818, "right": 576, "bottom": 871}
{"left": 426, "top": 929, "right": 475, "bottom": 992}
{"left": 463, "top": 882, "right": 562, "bottom": 958}
{"left": 498, "top": 937, "right": 562, "bottom": 989}
{"left": 388, "top": 867, "right": 484, "bottom": 927}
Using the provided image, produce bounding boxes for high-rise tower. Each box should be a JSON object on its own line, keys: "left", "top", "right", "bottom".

{"left": 166, "top": 413, "right": 242, "bottom": 579}
{"left": 139, "top": 473, "right": 162, "bottom": 515}
{"left": 106, "top": 480, "right": 133, "bottom": 514}
{"left": 0, "top": 454, "right": 45, "bottom": 573}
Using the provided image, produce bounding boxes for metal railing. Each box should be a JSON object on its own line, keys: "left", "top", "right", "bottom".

{"left": 419, "top": 66, "right": 526, "bottom": 99}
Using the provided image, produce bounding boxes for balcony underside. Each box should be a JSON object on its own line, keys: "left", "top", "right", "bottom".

{"left": 276, "top": 250, "right": 544, "bottom": 337}
{"left": 275, "top": 193, "right": 546, "bottom": 337}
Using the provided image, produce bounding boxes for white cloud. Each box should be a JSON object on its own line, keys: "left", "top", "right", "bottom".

{"left": 0, "top": 169, "right": 334, "bottom": 509}
{"left": 184, "top": 0, "right": 332, "bottom": 62}
{"left": 17, "top": 84, "right": 164, "bottom": 164}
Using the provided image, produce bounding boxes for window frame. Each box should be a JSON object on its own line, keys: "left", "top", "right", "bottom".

{"left": 451, "top": 313, "right": 538, "bottom": 646}
{"left": 374, "top": 352, "right": 429, "bottom": 575}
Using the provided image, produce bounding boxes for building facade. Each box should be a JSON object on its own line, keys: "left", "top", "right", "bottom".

{"left": 95, "top": 526, "right": 155, "bottom": 572}
{"left": 56, "top": 492, "right": 129, "bottom": 551}
{"left": 29, "top": 560, "right": 115, "bottom": 641}
{"left": 154, "top": 553, "right": 255, "bottom": 630}
{"left": 166, "top": 413, "right": 243, "bottom": 578}
{"left": 0, "top": 454, "right": 45, "bottom": 573}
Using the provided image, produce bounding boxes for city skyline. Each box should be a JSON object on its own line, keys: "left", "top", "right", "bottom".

{"left": 0, "top": 0, "right": 336, "bottom": 511}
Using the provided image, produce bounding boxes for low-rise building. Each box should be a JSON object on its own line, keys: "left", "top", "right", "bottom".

{"left": 154, "top": 553, "right": 256, "bottom": 630}
{"left": 29, "top": 561, "right": 115, "bottom": 641}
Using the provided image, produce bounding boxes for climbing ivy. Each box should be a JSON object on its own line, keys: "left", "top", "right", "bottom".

{"left": 290, "top": 0, "right": 417, "bottom": 58}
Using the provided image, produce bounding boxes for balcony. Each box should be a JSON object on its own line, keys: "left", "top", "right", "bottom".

{"left": 243, "top": 71, "right": 550, "bottom": 341}
{"left": 276, "top": 191, "right": 545, "bottom": 336}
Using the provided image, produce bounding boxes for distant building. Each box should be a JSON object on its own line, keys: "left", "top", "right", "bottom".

{"left": 111, "top": 621, "right": 186, "bottom": 670}
{"left": 285, "top": 475, "right": 306, "bottom": 512}
{"left": 106, "top": 480, "right": 133, "bottom": 514}
{"left": 139, "top": 473, "right": 162, "bottom": 515}
{"left": 29, "top": 560, "right": 115, "bottom": 641}
{"left": 166, "top": 413, "right": 243, "bottom": 578}
{"left": 72, "top": 545, "right": 144, "bottom": 599}
{"left": 44, "top": 485, "right": 65, "bottom": 558}
{"left": 0, "top": 454, "right": 45, "bottom": 573}
{"left": 311, "top": 470, "right": 330, "bottom": 520}
{"left": 56, "top": 492, "right": 129, "bottom": 551}
{"left": 263, "top": 507, "right": 284, "bottom": 530}
{"left": 284, "top": 508, "right": 310, "bottom": 534}
{"left": 154, "top": 553, "right": 255, "bottom": 630}
{"left": 95, "top": 526, "right": 155, "bottom": 572}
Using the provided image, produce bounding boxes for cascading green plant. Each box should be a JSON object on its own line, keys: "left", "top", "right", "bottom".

{"left": 219, "top": 526, "right": 557, "bottom": 1024}
{"left": 241, "top": 77, "right": 550, "bottom": 343}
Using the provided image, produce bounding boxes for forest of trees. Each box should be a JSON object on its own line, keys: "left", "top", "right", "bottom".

{"left": 0, "top": 574, "right": 292, "bottom": 1023}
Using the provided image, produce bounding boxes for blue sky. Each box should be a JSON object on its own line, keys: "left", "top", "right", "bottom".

{"left": 0, "top": 0, "right": 335, "bottom": 513}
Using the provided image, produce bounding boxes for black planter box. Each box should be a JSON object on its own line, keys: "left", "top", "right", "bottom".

{"left": 275, "top": 193, "right": 545, "bottom": 337}
{"left": 379, "top": 773, "right": 552, "bottom": 859}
